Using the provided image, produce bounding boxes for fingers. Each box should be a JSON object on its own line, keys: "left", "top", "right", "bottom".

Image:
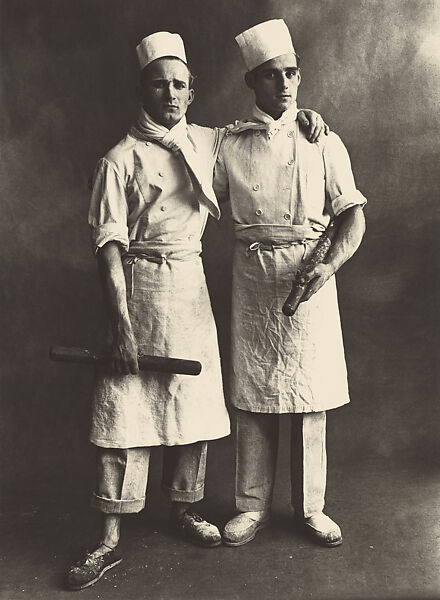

{"left": 112, "top": 358, "right": 129, "bottom": 375}
{"left": 307, "top": 117, "right": 321, "bottom": 143}
{"left": 121, "top": 360, "right": 131, "bottom": 376}
{"left": 301, "top": 281, "right": 319, "bottom": 303}
{"left": 111, "top": 354, "right": 138, "bottom": 375}
{"left": 297, "top": 111, "right": 310, "bottom": 129}
{"left": 129, "top": 357, "right": 140, "bottom": 375}
{"left": 310, "top": 114, "right": 330, "bottom": 143}
{"left": 313, "top": 120, "right": 330, "bottom": 141}
{"left": 299, "top": 265, "right": 319, "bottom": 284}
{"left": 301, "top": 272, "right": 330, "bottom": 302}
{"left": 300, "top": 111, "right": 320, "bottom": 143}
{"left": 308, "top": 117, "right": 331, "bottom": 143}
{"left": 298, "top": 111, "right": 330, "bottom": 143}
{"left": 299, "top": 267, "right": 328, "bottom": 302}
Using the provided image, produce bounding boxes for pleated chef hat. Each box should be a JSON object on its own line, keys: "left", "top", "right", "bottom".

{"left": 235, "top": 19, "right": 296, "bottom": 72}
{"left": 136, "top": 31, "right": 187, "bottom": 71}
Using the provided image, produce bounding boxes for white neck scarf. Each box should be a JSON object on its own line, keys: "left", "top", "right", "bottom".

{"left": 129, "top": 109, "right": 220, "bottom": 219}
{"left": 227, "top": 102, "right": 298, "bottom": 140}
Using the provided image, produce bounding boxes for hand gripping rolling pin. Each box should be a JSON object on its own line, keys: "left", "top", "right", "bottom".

{"left": 49, "top": 346, "right": 202, "bottom": 376}
{"left": 282, "top": 221, "right": 337, "bottom": 317}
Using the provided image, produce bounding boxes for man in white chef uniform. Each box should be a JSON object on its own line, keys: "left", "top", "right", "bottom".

{"left": 214, "top": 19, "right": 366, "bottom": 548}
{"left": 67, "top": 31, "right": 327, "bottom": 590}
{"left": 66, "top": 32, "right": 230, "bottom": 590}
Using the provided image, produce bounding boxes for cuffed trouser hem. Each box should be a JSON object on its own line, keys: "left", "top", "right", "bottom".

{"left": 162, "top": 484, "right": 205, "bottom": 503}
{"left": 91, "top": 493, "right": 146, "bottom": 514}
{"left": 161, "top": 441, "right": 207, "bottom": 503}
{"left": 94, "top": 442, "right": 208, "bottom": 513}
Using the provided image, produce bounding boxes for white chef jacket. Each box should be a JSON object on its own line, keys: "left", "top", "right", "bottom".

{"left": 214, "top": 118, "right": 366, "bottom": 413}
{"left": 88, "top": 124, "right": 230, "bottom": 447}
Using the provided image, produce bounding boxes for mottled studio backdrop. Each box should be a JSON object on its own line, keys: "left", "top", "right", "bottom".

{"left": 1, "top": 0, "right": 439, "bottom": 508}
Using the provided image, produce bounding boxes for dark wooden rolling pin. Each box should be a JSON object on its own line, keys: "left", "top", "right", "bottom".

{"left": 282, "top": 221, "right": 337, "bottom": 317}
{"left": 49, "top": 346, "right": 202, "bottom": 376}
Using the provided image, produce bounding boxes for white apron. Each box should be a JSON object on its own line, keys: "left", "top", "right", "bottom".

{"left": 214, "top": 118, "right": 366, "bottom": 413}
{"left": 89, "top": 125, "right": 230, "bottom": 447}
{"left": 230, "top": 238, "right": 349, "bottom": 413}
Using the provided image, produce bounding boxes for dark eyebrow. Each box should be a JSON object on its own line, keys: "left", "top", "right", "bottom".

{"left": 150, "top": 77, "right": 187, "bottom": 84}
{"left": 261, "top": 66, "right": 298, "bottom": 75}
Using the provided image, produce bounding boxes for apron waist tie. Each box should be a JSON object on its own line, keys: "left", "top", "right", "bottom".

{"left": 124, "top": 253, "right": 168, "bottom": 298}
{"left": 246, "top": 239, "right": 313, "bottom": 261}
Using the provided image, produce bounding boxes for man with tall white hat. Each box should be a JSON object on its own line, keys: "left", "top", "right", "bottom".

{"left": 66, "top": 31, "right": 233, "bottom": 590}
{"left": 214, "top": 19, "right": 366, "bottom": 548}
{"left": 66, "top": 29, "right": 328, "bottom": 590}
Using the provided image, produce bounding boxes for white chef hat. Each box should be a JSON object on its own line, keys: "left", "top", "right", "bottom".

{"left": 136, "top": 31, "right": 187, "bottom": 71}
{"left": 235, "top": 19, "right": 297, "bottom": 72}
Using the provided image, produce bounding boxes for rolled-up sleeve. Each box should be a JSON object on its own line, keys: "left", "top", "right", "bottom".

{"left": 88, "top": 158, "right": 129, "bottom": 254}
{"left": 324, "top": 133, "right": 367, "bottom": 217}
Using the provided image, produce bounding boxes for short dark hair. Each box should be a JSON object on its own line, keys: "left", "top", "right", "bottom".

{"left": 140, "top": 57, "right": 196, "bottom": 89}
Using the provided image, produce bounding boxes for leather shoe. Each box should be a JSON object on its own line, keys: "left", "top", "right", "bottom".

{"left": 67, "top": 543, "right": 122, "bottom": 590}
{"left": 172, "top": 511, "right": 222, "bottom": 548}
{"left": 299, "top": 512, "right": 343, "bottom": 547}
{"left": 222, "top": 510, "right": 271, "bottom": 547}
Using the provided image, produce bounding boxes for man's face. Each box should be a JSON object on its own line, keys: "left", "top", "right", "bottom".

{"left": 246, "top": 53, "right": 301, "bottom": 120}
{"left": 138, "top": 57, "right": 194, "bottom": 128}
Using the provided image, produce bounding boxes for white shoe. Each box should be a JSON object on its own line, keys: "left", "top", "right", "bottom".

{"left": 301, "top": 512, "right": 343, "bottom": 547}
{"left": 222, "top": 510, "right": 271, "bottom": 547}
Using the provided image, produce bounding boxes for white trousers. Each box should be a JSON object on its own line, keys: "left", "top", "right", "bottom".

{"left": 235, "top": 409, "right": 327, "bottom": 518}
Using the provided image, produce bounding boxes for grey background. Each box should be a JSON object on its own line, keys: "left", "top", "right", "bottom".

{"left": 1, "top": 0, "right": 439, "bottom": 597}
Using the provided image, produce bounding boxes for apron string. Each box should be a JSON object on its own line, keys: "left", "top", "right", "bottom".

{"left": 124, "top": 253, "right": 168, "bottom": 298}
{"left": 246, "top": 239, "right": 312, "bottom": 261}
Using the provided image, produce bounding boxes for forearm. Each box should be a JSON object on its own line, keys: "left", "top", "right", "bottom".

{"left": 97, "top": 242, "right": 139, "bottom": 374}
{"left": 97, "top": 242, "right": 132, "bottom": 338}
{"left": 298, "top": 206, "right": 365, "bottom": 303}
{"left": 325, "top": 205, "right": 366, "bottom": 275}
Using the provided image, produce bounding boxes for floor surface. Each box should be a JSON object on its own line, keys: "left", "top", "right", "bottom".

{"left": 1, "top": 456, "right": 439, "bottom": 600}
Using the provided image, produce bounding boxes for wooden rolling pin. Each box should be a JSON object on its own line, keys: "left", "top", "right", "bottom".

{"left": 49, "top": 346, "right": 202, "bottom": 376}
{"left": 282, "top": 221, "right": 337, "bottom": 317}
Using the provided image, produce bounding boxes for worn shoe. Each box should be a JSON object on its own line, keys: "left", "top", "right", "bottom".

{"left": 173, "top": 511, "right": 222, "bottom": 548}
{"left": 222, "top": 510, "right": 271, "bottom": 547}
{"left": 299, "top": 512, "right": 343, "bottom": 547}
{"left": 66, "top": 544, "right": 122, "bottom": 590}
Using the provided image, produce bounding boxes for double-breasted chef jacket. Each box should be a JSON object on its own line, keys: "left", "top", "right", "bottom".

{"left": 88, "top": 124, "right": 231, "bottom": 448}
{"left": 214, "top": 115, "right": 366, "bottom": 414}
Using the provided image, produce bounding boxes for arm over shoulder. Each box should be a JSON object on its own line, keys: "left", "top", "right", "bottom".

{"left": 187, "top": 124, "right": 227, "bottom": 165}
{"left": 213, "top": 137, "right": 230, "bottom": 205}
